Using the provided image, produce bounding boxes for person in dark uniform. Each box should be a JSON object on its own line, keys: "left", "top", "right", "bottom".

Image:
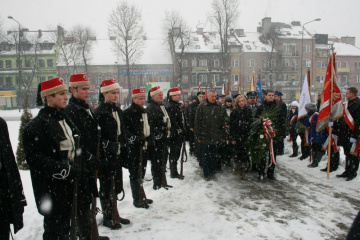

{"left": 166, "top": 87, "right": 186, "bottom": 178}
{"left": 274, "top": 91, "right": 287, "bottom": 155}
{"left": 188, "top": 91, "right": 205, "bottom": 164}
{"left": 146, "top": 86, "right": 172, "bottom": 190}
{"left": 94, "top": 79, "right": 130, "bottom": 229}
{"left": 0, "top": 117, "right": 26, "bottom": 239}
{"left": 23, "top": 77, "right": 80, "bottom": 239}
{"left": 218, "top": 93, "right": 225, "bottom": 106}
{"left": 65, "top": 73, "right": 110, "bottom": 239}
{"left": 123, "top": 88, "right": 153, "bottom": 208}
{"left": 255, "top": 90, "right": 283, "bottom": 180}
{"left": 185, "top": 95, "right": 197, "bottom": 155}
{"left": 246, "top": 91, "right": 260, "bottom": 118}
{"left": 288, "top": 101, "right": 299, "bottom": 157}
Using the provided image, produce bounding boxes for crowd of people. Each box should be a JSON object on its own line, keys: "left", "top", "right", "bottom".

{"left": 1, "top": 73, "right": 360, "bottom": 239}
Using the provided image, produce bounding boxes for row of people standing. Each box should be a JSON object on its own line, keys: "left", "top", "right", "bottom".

{"left": 21, "top": 74, "right": 187, "bottom": 239}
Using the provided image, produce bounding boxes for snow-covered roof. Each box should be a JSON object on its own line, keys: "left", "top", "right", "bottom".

{"left": 273, "top": 23, "right": 312, "bottom": 40}
{"left": 236, "top": 32, "right": 273, "bottom": 53}
{"left": 332, "top": 42, "right": 360, "bottom": 56}
{"left": 59, "top": 37, "right": 172, "bottom": 66}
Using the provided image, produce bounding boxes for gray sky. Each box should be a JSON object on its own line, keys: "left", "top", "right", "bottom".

{"left": 1, "top": 0, "right": 360, "bottom": 47}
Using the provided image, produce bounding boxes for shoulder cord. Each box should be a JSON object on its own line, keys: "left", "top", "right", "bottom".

{"left": 52, "top": 164, "right": 71, "bottom": 180}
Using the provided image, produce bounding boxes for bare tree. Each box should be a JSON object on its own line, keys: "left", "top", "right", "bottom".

{"left": 210, "top": 0, "right": 240, "bottom": 90}
{"left": 58, "top": 25, "right": 95, "bottom": 76}
{"left": 163, "top": 10, "right": 192, "bottom": 88}
{"left": 108, "top": 1, "right": 145, "bottom": 102}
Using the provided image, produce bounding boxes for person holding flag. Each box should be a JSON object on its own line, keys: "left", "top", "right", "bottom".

{"left": 334, "top": 87, "right": 360, "bottom": 181}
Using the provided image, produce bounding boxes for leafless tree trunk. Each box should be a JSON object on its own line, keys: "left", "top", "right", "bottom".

{"left": 108, "top": 1, "right": 145, "bottom": 103}
{"left": 163, "top": 10, "right": 192, "bottom": 89}
{"left": 210, "top": 0, "right": 239, "bottom": 91}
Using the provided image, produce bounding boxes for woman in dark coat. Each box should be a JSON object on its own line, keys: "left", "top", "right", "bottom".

{"left": 0, "top": 117, "right": 26, "bottom": 239}
{"left": 230, "top": 95, "right": 252, "bottom": 180}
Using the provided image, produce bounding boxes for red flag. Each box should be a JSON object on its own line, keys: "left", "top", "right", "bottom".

{"left": 316, "top": 53, "right": 343, "bottom": 132}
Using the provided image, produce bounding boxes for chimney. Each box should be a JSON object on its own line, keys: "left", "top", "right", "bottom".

{"left": 197, "top": 27, "right": 203, "bottom": 34}
{"left": 57, "top": 26, "right": 65, "bottom": 38}
{"left": 262, "top": 17, "right": 271, "bottom": 39}
{"left": 257, "top": 26, "right": 262, "bottom": 33}
{"left": 38, "top": 30, "right": 42, "bottom": 38}
{"left": 235, "top": 29, "right": 244, "bottom": 36}
{"left": 143, "top": 35, "right": 147, "bottom": 40}
{"left": 341, "top": 36, "right": 356, "bottom": 46}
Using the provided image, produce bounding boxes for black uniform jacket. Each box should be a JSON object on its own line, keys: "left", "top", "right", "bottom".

{"left": 23, "top": 106, "right": 79, "bottom": 215}
{"left": 146, "top": 98, "right": 168, "bottom": 145}
{"left": 229, "top": 106, "right": 253, "bottom": 143}
{"left": 337, "top": 97, "right": 360, "bottom": 146}
{"left": 0, "top": 117, "right": 26, "bottom": 233}
{"left": 166, "top": 99, "right": 186, "bottom": 141}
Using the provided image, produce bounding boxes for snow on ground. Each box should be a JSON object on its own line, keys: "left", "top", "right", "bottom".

{"left": 1, "top": 109, "right": 359, "bottom": 240}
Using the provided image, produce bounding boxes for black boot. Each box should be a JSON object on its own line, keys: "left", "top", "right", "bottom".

{"left": 100, "top": 196, "right": 122, "bottom": 230}
{"left": 289, "top": 152, "right": 298, "bottom": 158}
{"left": 336, "top": 171, "right": 348, "bottom": 178}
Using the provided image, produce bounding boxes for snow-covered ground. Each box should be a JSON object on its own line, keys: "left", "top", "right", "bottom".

{"left": 1, "top": 109, "right": 359, "bottom": 240}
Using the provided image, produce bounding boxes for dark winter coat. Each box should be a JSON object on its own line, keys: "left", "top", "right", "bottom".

{"left": 337, "top": 97, "right": 360, "bottom": 146}
{"left": 255, "top": 100, "right": 284, "bottom": 137}
{"left": 122, "top": 102, "right": 149, "bottom": 169}
{"left": 188, "top": 99, "right": 200, "bottom": 129}
{"left": 64, "top": 96, "right": 99, "bottom": 200}
{"left": 308, "top": 112, "right": 326, "bottom": 144}
{"left": 277, "top": 99, "right": 288, "bottom": 137}
{"left": 229, "top": 106, "right": 252, "bottom": 143}
{"left": 146, "top": 98, "right": 169, "bottom": 145}
{"left": 288, "top": 109, "right": 298, "bottom": 137}
{"left": 0, "top": 117, "right": 26, "bottom": 233}
{"left": 93, "top": 101, "right": 127, "bottom": 195}
{"left": 246, "top": 102, "right": 260, "bottom": 118}
{"left": 166, "top": 99, "right": 186, "bottom": 141}
{"left": 194, "top": 99, "right": 225, "bottom": 145}
{"left": 23, "top": 106, "right": 79, "bottom": 215}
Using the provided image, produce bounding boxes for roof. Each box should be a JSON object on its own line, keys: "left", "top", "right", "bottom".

{"left": 333, "top": 42, "right": 360, "bottom": 56}
{"left": 236, "top": 32, "right": 273, "bottom": 53}
{"left": 273, "top": 23, "right": 313, "bottom": 40}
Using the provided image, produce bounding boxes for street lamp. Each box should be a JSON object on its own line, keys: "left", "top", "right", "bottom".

{"left": 8, "top": 16, "right": 23, "bottom": 109}
{"left": 300, "top": 18, "right": 321, "bottom": 88}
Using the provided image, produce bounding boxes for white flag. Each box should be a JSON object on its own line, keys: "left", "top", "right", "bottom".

{"left": 298, "top": 74, "right": 311, "bottom": 119}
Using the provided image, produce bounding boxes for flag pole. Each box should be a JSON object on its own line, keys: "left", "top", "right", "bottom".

{"left": 327, "top": 44, "right": 335, "bottom": 179}
{"left": 307, "top": 69, "right": 311, "bottom": 102}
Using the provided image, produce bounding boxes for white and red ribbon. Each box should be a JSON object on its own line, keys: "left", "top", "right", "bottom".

{"left": 262, "top": 118, "right": 276, "bottom": 166}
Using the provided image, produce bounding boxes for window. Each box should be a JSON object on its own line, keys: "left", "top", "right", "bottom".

{"left": 0, "top": 77, "right": 3, "bottom": 86}
{"left": 48, "top": 76, "right": 54, "bottom": 80}
{"left": 6, "top": 60, "right": 12, "bottom": 68}
{"left": 342, "top": 61, "right": 348, "bottom": 68}
{"left": 303, "top": 45, "right": 310, "bottom": 52}
{"left": 262, "top": 60, "right": 267, "bottom": 68}
{"left": 25, "top": 59, "right": 31, "bottom": 68}
{"left": 292, "top": 59, "right": 296, "bottom": 70}
{"left": 159, "top": 76, "right": 165, "bottom": 81}
{"left": 39, "top": 59, "right": 45, "bottom": 68}
{"left": 247, "top": 75, "right": 252, "bottom": 82}
{"left": 0, "top": 60, "right": 3, "bottom": 69}
{"left": 316, "top": 75, "right": 325, "bottom": 83}
{"left": 212, "top": 59, "right": 219, "bottom": 67}
{"left": 199, "top": 60, "right": 207, "bottom": 67}
{"left": 198, "top": 74, "right": 207, "bottom": 82}
{"left": 355, "top": 76, "right": 360, "bottom": 83}
{"left": 341, "top": 75, "right": 348, "bottom": 83}
{"left": 232, "top": 60, "right": 239, "bottom": 67}
{"left": 182, "top": 75, "right": 188, "bottom": 83}
{"left": 270, "top": 59, "right": 276, "bottom": 67}
{"left": 192, "top": 74, "right": 197, "bottom": 85}
{"left": 282, "top": 59, "right": 289, "bottom": 67}
{"left": 355, "top": 62, "right": 360, "bottom": 69}
{"left": 336, "top": 61, "right": 341, "bottom": 68}
{"left": 96, "top": 74, "right": 102, "bottom": 84}
{"left": 40, "top": 76, "right": 46, "bottom": 82}
{"left": 317, "top": 61, "right": 326, "bottom": 69}
{"left": 303, "top": 59, "right": 311, "bottom": 67}
{"left": 192, "top": 60, "right": 197, "bottom": 67}
{"left": 248, "top": 59, "right": 255, "bottom": 67}
{"left": 16, "top": 59, "right": 22, "bottom": 68}
{"left": 212, "top": 74, "right": 220, "bottom": 82}
{"left": 283, "top": 45, "right": 290, "bottom": 52}
{"left": 282, "top": 74, "right": 289, "bottom": 81}
{"left": 6, "top": 77, "right": 12, "bottom": 86}
{"left": 181, "top": 60, "right": 187, "bottom": 68}
{"left": 47, "top": 59, "right": 53, "bottom": 67}
{"left": 231, "top": 74, "right": 239, "bottom": 82}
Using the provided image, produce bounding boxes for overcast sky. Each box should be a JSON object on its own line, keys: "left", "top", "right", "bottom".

{"left": 1, "top": 0, "right": 360, "bottom": 47}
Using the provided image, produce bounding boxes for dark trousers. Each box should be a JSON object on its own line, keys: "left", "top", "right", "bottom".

{"left": 259, "top": 146, "right": 277, "bottom": 177}
{"left": 188, "top": 130, "right": 195, "bottom": 154}
{"left": 169, "top": 138, "right": 182, "bottom": 175}
{"left": 291, "top": 133, "right": 299, "bottom": 154}
{"left": 234, "top": 142, "right": 248, "bottom": 167}
{"left": 0, "top": 208, "right": 9, "bottom": 240}
{"left": 43, "top": 205, "right": 72, "bottom": 240}
{"left": 347, "top": 210, "right": 360, "bottom": 240}
{"left": 148, "top": 141, "right": 165, "bottom": 188}
{"left": 201, "top": 144, "right": 218, "bottom": 178}
{"left": 276, "top": 138, "right": 285, "bottom": 155}
{"left": 217, "top": 142, "right": 233, "bottom": 170}
{"left": 343, "top": 142, "right": 360, "bottom": 177}
{"left": 300, "top": 133, "right": 310, "bottom": 157}
{"left": 128, "top": 150, "right": 148, "bottom": 204}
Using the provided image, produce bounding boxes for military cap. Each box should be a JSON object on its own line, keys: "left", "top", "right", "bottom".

{"left": 274, "top": 91, "right": 283, "bottom": 97}
{"left": 246, "top": 91, "right": 257, "bottom": 97}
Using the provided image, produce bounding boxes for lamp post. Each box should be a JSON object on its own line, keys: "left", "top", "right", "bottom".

{"left": 300, "top": 18, "right": 321, "bottom": 89}
{"left": 8, "top": 16, "right": 22, "bottom": 109}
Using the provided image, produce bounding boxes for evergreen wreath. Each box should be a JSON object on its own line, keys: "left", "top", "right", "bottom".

{"left": 246, "top": 105, "right": 282, "bottom": 164}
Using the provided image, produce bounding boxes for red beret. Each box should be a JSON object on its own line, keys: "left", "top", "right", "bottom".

{"left": 100, "top": 79, "right": 120, "bottom": 93}
{"left": 69, "top": 73, "right": 90, "bottom": 87}
{"left": 40, "top": 77, "right": 67, "bottom": 97}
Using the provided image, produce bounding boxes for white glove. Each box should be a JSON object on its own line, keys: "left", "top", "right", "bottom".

{"left": 328, "top": 121, "right": 334, "bottom": 127}
{"left": 350, "top": 137, "right": 357, "bottom": 143}
{"left": 331, "top": 134, "right": 337, "bottom": 140}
